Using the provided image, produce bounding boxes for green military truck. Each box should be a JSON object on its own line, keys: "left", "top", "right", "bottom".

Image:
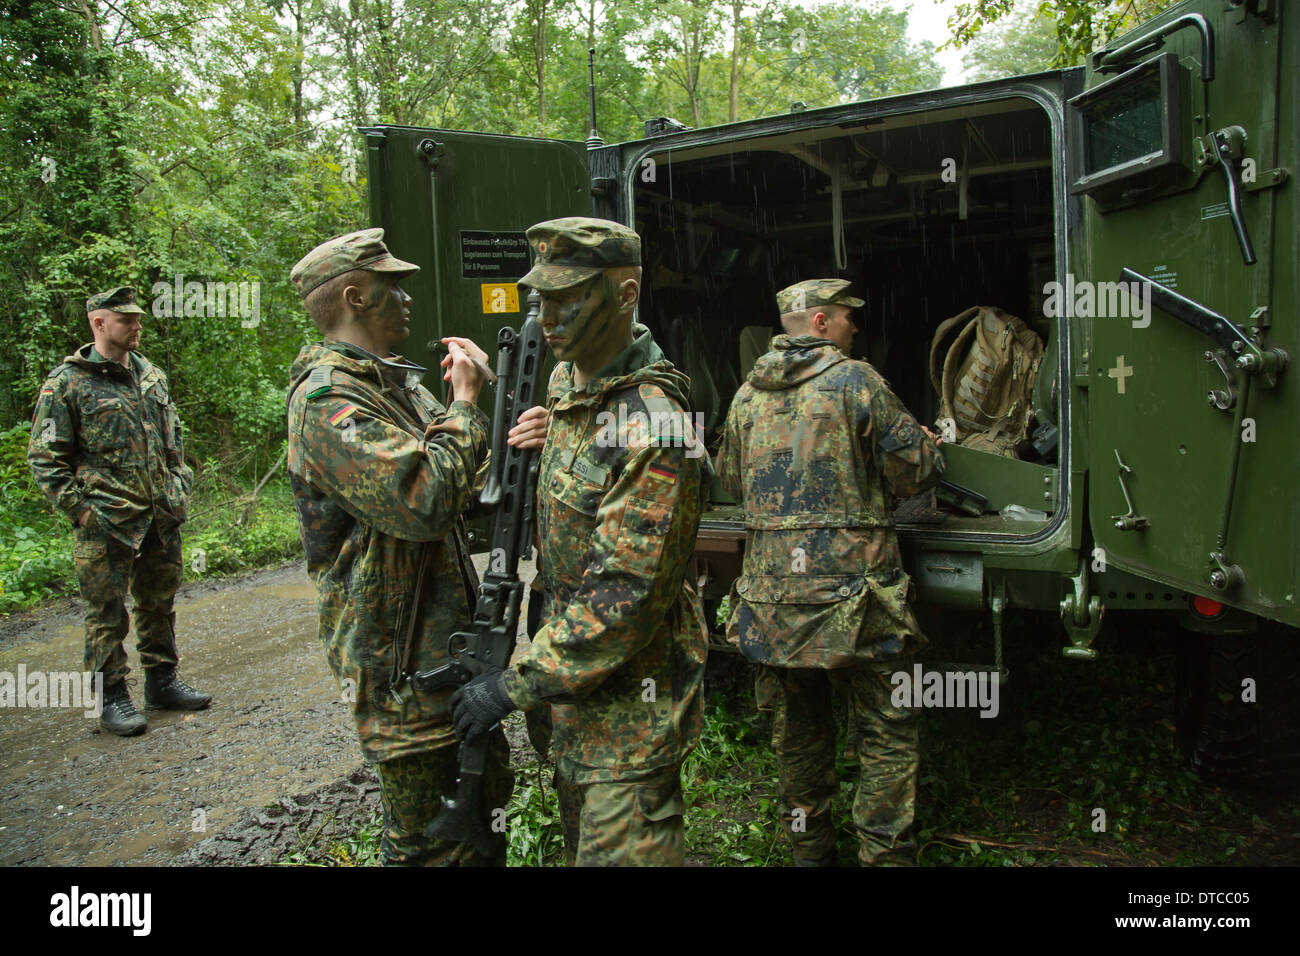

{"left": 361, "top": 0, "right": 1296, "bottom": 786}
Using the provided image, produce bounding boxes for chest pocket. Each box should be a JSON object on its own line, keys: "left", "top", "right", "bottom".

{"left": 546, "top": 467, "right": 604, "bottom": 520}
{"left": 543, "top": 466, "right": 606, "bottom": 586}
{"left": 412, "top": 388, "right": 443, "bottom": 423}
{"left": 79, "top": 397, "right": 133, "bottom": 466}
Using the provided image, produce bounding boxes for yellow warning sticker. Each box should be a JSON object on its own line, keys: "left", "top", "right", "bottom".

{"left": 480, "top": 283, "right": 520, "bottom": 315}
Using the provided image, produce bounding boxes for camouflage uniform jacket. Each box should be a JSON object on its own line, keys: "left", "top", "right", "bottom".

{"left": 503, "top": 325, "right": 708, "bottom": 784}
{"left": 28, "top": 345, "right": 192, "bottom": 550}
{"left": 286, "top": 342, "right": 488, "bottom": 763}
{"left": 716, "top": 334, "right": 945, "bottom": 668}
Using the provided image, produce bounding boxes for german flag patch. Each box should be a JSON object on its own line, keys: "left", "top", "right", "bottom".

{"left": 648, "top": 464, "right": 677, "bottom": 483}
{"left": 329, "top": 404, "right": 358, "bottom": 427}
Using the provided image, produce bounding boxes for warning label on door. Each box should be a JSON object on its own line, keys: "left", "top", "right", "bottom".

{"left": 461, "top": 231, "right": 530, "bottom": 279}
{"left": 480, "top": 283, "right": 520, "bottom": 314}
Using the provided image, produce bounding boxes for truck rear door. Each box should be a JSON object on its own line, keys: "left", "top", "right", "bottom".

{"left": 360, "top": 126, "right": 591, "bottom": 392}
{"left": 1070, "top": 0, "right": 1296, "bottom": 625}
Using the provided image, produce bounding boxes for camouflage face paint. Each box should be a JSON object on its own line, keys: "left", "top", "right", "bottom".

{"left": 356, "top": 274, "right": 412, "bottom": 356}
{"left": 540, "top": 274, "right": 620, "bottom": 363}
{"left": 829, "top": 305, "right": 858, "bottom": 355}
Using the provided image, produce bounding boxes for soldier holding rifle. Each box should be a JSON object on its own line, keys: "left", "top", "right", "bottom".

{"left": 447, "top": 218, "right": 708, "bottom": 866}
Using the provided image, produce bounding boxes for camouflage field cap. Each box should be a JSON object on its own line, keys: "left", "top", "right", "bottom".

{"left": 86, "top": 286, "right": 146, "bottom": 315}
{"left": 776, "top": 278, "right": 865, "bottom": 314}
{"left": 290, "top": 228, "right": 419, "bottom": 298}
{"left": 518, "top": 217, "right": 641, "bottom": 291}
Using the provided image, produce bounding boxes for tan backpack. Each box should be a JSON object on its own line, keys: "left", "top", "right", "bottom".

{"left": 929, "top": 306, "right": 1044, "bottom": 458}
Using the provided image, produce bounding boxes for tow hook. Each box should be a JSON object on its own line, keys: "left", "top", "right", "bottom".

{"left": 1060, "top": 559, "right": 1103, "bottom": 660}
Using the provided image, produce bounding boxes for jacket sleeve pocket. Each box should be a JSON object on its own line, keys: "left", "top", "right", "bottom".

{"left": 605, "top": 495, "right": 672, "bottom": 578}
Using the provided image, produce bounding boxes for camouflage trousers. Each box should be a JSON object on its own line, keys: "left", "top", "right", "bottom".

{"left": 522, "top": 587, "right": 554, "bottom": 760}
{"left": 373, "top": 730, "right": 514, "bottom": 866}
{"left": 758, "top": 660, "right": 919, "bottom": 865}
{"left": 73, "top": 520, "right": 182, "bottom": 683}
{"left": 556, "top": 763, "right": 686, "bottom": 866}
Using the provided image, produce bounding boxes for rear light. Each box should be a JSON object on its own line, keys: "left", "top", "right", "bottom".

{"left": 1191, "top": 595, "right": 1224, "bottom": 618}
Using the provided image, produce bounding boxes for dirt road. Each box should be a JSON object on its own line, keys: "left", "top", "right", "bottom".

{"left": 2, "top": 561, "right": 378, "bottom": 866}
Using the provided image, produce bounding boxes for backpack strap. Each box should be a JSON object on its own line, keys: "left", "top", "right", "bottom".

{"left": 929, "top": 306, "right": 980, "bottom": 396}
{"left": 940, "top": 310, "right": 983, "bottom": 435}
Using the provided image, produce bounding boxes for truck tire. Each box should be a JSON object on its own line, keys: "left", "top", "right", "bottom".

{"left": 1175, "top": 619, "right": 1300, "bottom": 793}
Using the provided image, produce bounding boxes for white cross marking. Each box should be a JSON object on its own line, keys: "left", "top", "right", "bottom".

{"left": 1108, "top": 355, "right": 1133, "bottom": 394}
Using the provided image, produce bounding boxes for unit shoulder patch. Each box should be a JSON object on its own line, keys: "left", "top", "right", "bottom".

{"left": 304, "top": 366, "right": 334, "bottom": 399}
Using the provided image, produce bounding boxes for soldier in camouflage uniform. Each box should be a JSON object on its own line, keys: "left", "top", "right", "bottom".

{"left": 449, "top": 217, "right": 708, "bottom": 867}
{"left": 27, "top": 286, "right": 212, "bottom": 737}
{"left": 286, "top": 229, "right": 547, "bottom": 866}
{"left": 716, "top": 278, "right": 945, "bottom": 865}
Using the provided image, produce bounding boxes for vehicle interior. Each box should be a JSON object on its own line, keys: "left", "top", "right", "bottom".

{"left": 632, "top": 95, "right": 1062, "bottom": 534}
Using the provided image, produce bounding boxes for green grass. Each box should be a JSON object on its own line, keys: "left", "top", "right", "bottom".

{"left": 683, "top": 693, "right": 783, "bottom": 865}
{"left": 182, "top": 481, "right": 302, "bottom": 579}
{"left": 315, "top": 631, "right": 1298, "bottom": 867}
{"left": 0, "top": 423, "right": 75, "bottom": 610}
{"left": 277, "top": 809, "right": 385, "bottom": 867}
{"left": 0, "top": 422, "right": 303, "bottom": 612}
{"left": 506, "top": 767, "right": 566, "bottom": 867}
{"left": 909, "top": 620, "right": 1283, "bottom": 866}
{"left": 676, "top": 620, "right": 1293, "bottom": 867}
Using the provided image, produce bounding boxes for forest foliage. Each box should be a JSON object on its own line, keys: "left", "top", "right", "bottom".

{"left": 0, "top": 0, "right": 1178, "bottom": 610}
{"left": 0, "top": 0, "right": 1172, "bottom": 459}
{"left": 0, "top": 0, "right": 956, "bottom": 459}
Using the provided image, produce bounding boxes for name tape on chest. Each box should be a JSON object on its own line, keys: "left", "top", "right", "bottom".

{"left": 560, "top": 448, "right": 610, "bottom": 486}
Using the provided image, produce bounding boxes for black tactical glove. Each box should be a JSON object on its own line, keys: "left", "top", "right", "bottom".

{"left": 449, "top": 668, "right": 516, "bottom": 743}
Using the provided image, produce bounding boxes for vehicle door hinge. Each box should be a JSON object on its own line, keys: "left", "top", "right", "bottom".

{"left": 417, "top": 138, "right": 445, "bottom": 169}
{"left": 1235, "top": 0, "right": 1277, "bottom": 25}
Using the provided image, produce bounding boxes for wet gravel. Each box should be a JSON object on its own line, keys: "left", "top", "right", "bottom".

{"left": 0, "top": 557, "right": 535, "bottom": 866}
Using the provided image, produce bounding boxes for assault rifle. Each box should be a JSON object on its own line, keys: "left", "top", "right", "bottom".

{"left": 411, "top": 288, "right": 545, "bottom": 855}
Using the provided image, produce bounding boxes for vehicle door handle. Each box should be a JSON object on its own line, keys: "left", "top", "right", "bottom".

{"left": 1207, "top": 127, "right": 1257, "bottom": 265}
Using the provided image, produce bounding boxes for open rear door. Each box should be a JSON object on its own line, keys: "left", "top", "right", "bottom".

{"left": 361, "top": 126, "right": 591, "bottom": 386}
{"left": 1070, "top": 0, "right": 1297, "bottom": 625}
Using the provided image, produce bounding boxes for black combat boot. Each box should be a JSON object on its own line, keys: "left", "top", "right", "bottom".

{"left": 145, "top": 666, "right": 213, "bottom": 711}
{"left": 99, "top": 680, "right": 147, "bottom": 736}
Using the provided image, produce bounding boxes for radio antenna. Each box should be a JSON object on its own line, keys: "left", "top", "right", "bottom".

{"left": 586, "top": 47, "right": 603, "bottom": 149}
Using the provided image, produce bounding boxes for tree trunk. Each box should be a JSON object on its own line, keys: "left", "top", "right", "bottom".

{"left": 729, "top": 1, "right": 741, "bottom": 123}
{"left": 75, "top": 0, "right": 102, "bottom": 51}
{"left": 291, "top": 0, "right": 305, "bottom": 132}
{"left": 535, "top": 0, "right": 549, "bottom": 125}
{"left": 373, "top": 0, "right": 401, "bottom": 124}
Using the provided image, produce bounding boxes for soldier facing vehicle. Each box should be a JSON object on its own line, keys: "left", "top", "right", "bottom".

{"left": 717, "top": 278, "right": 944, "bottom": 865}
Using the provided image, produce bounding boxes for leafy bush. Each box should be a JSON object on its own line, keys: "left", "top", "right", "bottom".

{"left": 0, "top": 423, "right": 75, "bottom": 610}
{"left": 184, "top": 482, "right": 302, "bottom": 578}
{"left": 0, "top": 421, "right": 302, "bottom": 613}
